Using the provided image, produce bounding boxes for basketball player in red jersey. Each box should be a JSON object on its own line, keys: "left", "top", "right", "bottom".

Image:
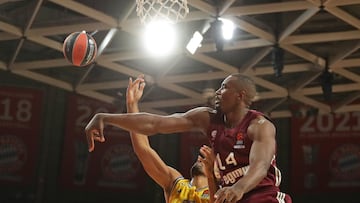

{"left": 85, "top": 73, "right": 292, "bottom": 203}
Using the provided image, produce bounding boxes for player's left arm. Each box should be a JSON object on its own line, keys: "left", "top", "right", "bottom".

{"left": 126, "top": 76, "right": 182, "bottom": 191}
{"left": 232, "top": 116, "right": 276, "bottom": 194}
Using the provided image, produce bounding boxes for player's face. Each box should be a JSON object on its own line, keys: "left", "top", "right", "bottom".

{"left": 215, "top": 76, "right": 241, "bottom": 113}
{"left": 190, "top": 161, "right": 205, "bottom": 177}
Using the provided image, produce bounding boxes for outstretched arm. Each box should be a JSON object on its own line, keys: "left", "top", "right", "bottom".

{"left": 127, "top": 76, "right": 182, "bottom": 191}
{"left": 85, "top": 89, "right": 212, "bottom": 152}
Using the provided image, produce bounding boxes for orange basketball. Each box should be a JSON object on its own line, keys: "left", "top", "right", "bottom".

{"left": 63, "top": 31, "right": 97, "bottom": 67}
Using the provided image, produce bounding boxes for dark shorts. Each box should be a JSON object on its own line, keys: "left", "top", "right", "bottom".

{"left": 240, "top": 188, "right": 292, "bottom": 203}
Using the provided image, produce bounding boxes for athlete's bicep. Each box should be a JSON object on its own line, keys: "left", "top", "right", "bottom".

{"left": 248, "top": 118, "right": 276, "bottom": 168}
{"left": 236, "top": 119, "right": 276, "bottom": 193}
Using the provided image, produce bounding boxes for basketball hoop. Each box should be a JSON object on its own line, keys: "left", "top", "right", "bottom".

{"left": 136, "top": 0, "right": 189, "bottom": 24}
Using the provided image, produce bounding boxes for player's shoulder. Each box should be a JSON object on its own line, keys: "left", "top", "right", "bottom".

{"left": 250, "top": 115, "right": 274, "bottom": 128}
{"left": 248, "top": 110, "right": 275, "bottom": 137}
{"left": 249, "top": 110, "right": 273, "bottom": 124}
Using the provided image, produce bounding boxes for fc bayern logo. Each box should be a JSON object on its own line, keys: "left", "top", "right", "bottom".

{"left": 0, "top": 135, "right": 27, "bottom": 173}
{"left": 329, "top": 144, "right": 360, "bottom": 181}
{"left": 101, "top": 144, "right": 140, "bottom": 181}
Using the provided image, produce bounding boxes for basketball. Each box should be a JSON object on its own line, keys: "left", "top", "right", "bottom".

{"left": 63, "top": 31, "right": 97, "bottom": 67}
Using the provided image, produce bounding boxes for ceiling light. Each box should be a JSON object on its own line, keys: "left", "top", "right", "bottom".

{"left": 186, "top": 31, "right": 203, "bottom": 55}
{"left": 220, "top": 18, "right": 235, "bottom": 40}
{"left": 143, "top": 20, "right": 176, "bottom": 57}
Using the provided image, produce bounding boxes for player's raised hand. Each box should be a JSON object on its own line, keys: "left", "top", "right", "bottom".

{"left": 127, "top": 74, "right": 145, "bottom": 105}
{"left": 199, "top": 145, "right": 216, "bottom": 177}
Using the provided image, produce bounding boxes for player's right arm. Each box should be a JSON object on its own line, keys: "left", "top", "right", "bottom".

{"left": 85, "top": 95, "right": 212, "bottom": 152}
{"left": 126, "top": 76, "right": 182, "bottom": 191}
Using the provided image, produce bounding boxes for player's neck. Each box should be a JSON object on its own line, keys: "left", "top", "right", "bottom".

{"left": 224, "top": 107, "right": 249, "bottom": 128}
{"left": 191, "top": 176, "right": 208, "bottom": 190}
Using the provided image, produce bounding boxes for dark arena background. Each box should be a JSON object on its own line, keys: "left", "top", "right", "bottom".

{"left": 0, "top": 0, "right": 360, "bottom": 203}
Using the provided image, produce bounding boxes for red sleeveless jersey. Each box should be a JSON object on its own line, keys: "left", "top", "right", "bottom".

{"left": 207, "top": 110, "right": 282, "bottom": 190}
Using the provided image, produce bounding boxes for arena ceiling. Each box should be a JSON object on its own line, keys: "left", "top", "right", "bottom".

{"left": 1, "top": 0, "right": 360, "bottom": 117}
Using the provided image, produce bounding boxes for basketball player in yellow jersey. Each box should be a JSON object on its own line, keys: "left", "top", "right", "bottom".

{"left": 125, "top": 75, "right": 217, "bottom": 203}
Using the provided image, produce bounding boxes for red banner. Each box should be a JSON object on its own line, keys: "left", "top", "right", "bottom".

{"left": 59, "top": 94, "right": 145, "bottom": 192}
{"left": 179, "top": 132, "right": 209, "bottom": 178}
{"left": 0, "top": 86, "right": 43, "bottom": 185}
{"left": 291, "top": 112, "right": 360, "bottom": 193}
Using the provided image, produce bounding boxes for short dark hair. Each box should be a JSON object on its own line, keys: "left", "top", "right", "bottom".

{"left": 231, "top": 73, "right": 258, "bottom": 106}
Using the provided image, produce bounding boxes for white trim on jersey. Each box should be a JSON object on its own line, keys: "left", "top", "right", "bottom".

{"left": 274, "top": 165, "right": 282, "bottom": 187}
{"left": 271, "top": 155, "right": 282, "bottom": 187}
{"left": 276, "top": 191, "right": 286, "bottom": 203}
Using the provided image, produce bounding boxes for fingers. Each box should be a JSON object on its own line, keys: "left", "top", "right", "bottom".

{"left": 227, "top": 196, "right": 237, "bottom": 203}
{"left": 139, "top": 81, "right": 146, "bottom": 91}
{"left": 85, "top": 115, "right": 105, "bottom": 152}
{"left": 200, "top": 145, "right": 214, "bottom": 160}
{"left": 214, "top": 188, "right": 231, "bottom": 203}
{"left": 86, "top": 129, "right": 97, "bottom": 152}
{"left": 214, "top": 189, "right": 225, "bottom": 203}
{"left": 137, "top": 74, "right": 145, "bottom": 80}
{"left": 87, "top": 139, "right": 94, "bottom": 152}
{"left": 132, "top": 76, "right": 145, "bottom": 88}
{"left": 127, "top": 75, "right": 145, "bottom": 96}
{"left": 86, "top": 129, "right": 106, "bottom": 152}
{"left": 201, "top": 145, "right": 212, "bottom": 153}
{"left": 214, "top": 187, "right": 240, "bottom": 203}
{"left": 200, "top": 145, "right": 211, "bottom": 152}
{"left": 94, "top": 134, "right": 105, "bottom": 142}
{"left": 128, "top": 75, "right": 145, "bottom": 89}
{"left": 126, "top": 77, "right": 133, "bottom": 101}
{"left": 200, "top": 146, "right": 209, "bottom": 156}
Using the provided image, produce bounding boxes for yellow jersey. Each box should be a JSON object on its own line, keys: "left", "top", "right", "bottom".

{"left": 169, "top": 177, "right": 210, "bottom": 203}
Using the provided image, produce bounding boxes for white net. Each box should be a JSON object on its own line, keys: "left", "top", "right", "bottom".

{"left": 136, "top": 0, "right": 189, "bottom": 24}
